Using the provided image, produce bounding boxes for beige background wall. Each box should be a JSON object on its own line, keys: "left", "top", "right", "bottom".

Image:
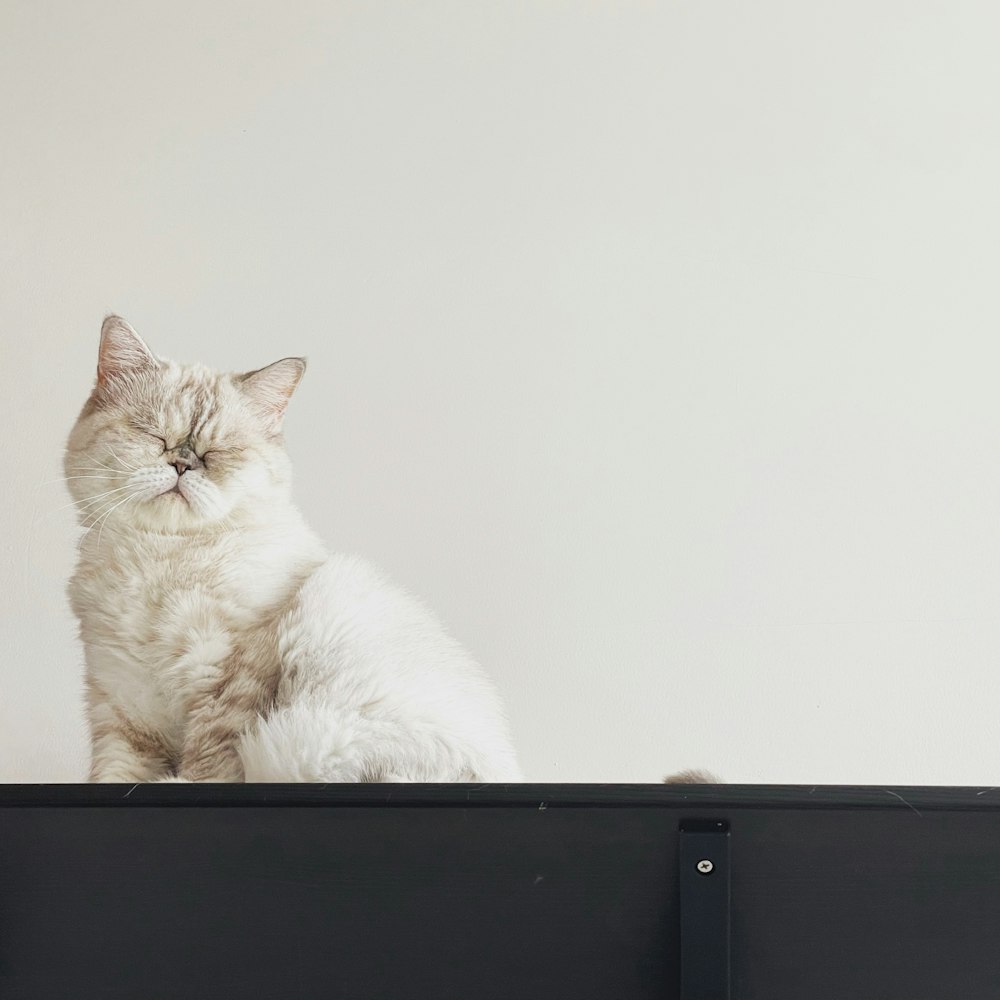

{"left": 4, "top": 1, "right": 1000, "bottom": 782}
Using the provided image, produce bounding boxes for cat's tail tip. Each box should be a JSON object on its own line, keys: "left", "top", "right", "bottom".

{"left": 663, "top": 768, "right": 722, "bottom": 784}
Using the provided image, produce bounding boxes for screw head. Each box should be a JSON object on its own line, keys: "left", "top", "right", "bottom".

{"left": 696, "top": 859, "right": 714, "bottom": 875}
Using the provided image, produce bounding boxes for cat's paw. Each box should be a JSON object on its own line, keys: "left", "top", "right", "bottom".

{"left": 151, "top": 776, "right": 192, "bottom": 783}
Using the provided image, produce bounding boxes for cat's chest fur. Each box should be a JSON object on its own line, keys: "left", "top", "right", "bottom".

{"left": 69, "top": 524, "right": 319, "bottom": 722}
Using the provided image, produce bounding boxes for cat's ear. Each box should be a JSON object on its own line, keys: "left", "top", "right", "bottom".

{"left": 96, "top": 315, "right": 158, "bottom": 395}
{"left": 237, "top": 357, "right": 306, "bottom": 433}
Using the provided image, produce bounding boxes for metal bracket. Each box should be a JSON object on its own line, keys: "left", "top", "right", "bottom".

{"left": 679, "top": 819, "right": 731, "bottom": 1000}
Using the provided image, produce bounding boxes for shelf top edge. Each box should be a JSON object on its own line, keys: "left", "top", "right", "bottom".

{"left": 1, "top": 782, "right": 999, "bottom": 811}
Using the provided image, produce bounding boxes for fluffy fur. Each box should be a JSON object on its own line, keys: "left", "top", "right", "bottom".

{"left": 66, "top": 316, "right": 521, "bottom": 783}
{"left": 663, "top": 769, "right": 720, "bottom": 784}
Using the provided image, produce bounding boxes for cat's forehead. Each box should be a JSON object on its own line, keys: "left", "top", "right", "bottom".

{"left": 145, "top": 362, "right": 241, "bottom": 436}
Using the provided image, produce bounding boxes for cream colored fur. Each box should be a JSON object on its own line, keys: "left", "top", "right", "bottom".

{"left": 66, "top": 316, "right": 521, "bottom": 783}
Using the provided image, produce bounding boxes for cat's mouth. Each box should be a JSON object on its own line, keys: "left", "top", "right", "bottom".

{"left": 162, "top": 484, "right": 188, "bottom": 502}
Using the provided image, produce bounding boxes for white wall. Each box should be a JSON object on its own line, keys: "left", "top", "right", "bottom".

{"left": 4, "top": 0, "right": 1000, "bottom": 783}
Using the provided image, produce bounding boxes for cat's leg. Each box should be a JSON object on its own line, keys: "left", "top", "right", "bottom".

{"left": 178, "top": 700, "right": 249, "bottom": 782}
{"left": 178, "top": 714, "right": 244, "bottom": 782}
{"left": 177, "top": 650, "right": 279, "bottom": 782}
{"left": 88, "top": 711, "right": 174, "bottom": 783}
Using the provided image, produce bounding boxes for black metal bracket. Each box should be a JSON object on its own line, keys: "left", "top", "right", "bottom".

{"left": 679, "top": 819, "right": 731, "bottom": 1000}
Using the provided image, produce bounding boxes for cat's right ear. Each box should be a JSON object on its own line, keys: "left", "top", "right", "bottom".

{"left": 96, "top": 315, "right": 158, "bottom": 397}
{"left": 236, "top": 357, "right": 307, "bottom": 434}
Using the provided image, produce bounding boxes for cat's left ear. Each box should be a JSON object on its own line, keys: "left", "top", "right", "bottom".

{"left": 237, "top": 357, "right": 306, "bottom": 433}
{"left": 97, "top": 315, "right": 158, "bottom": 391}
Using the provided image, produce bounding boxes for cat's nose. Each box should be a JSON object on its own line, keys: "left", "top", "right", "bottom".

{"left": 171, "top": 448, "right": 201, "bottom": 476}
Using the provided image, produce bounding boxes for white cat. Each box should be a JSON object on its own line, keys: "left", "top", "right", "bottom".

{"left": 66, "top": 316, "right": 521, "bottom": 783}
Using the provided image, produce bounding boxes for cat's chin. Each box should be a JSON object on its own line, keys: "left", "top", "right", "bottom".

{"left": 127, "top": 492, "right": 229, "bottom": 534}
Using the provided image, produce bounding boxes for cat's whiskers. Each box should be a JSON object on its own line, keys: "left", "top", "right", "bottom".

{"left": 66, "top": 454, "right": 136, "bottom": 480}
{"left": 96, "top": 492, "right": 144, "bottom": 548}
{"left": 30, "top": 468, "right": 123, "bottom": 497}
{"left": 25, "top": 467, "right": 131, "bottom": 578}
{"left": 43, "top": 475, "right": 124, "bottom": 486}
{"left": 83, "top": 488, "right": 147, "bottom": 548}
{"left": 80, "top": 495, "right": 136, "bottom": 531}
{"left": 77, "top": 485, "right": 142, "bottom": 508}
{"left": 80, "top": 456, "right": 130, "bottom": 476}
{"left": 79, "top": 482, "right": 147, "bottom": 519}
{"left": 28, "top": 484, "right": 142, "bottom": 529}
{"left": 105, "top": 447, "right": 140, "bottom": 474}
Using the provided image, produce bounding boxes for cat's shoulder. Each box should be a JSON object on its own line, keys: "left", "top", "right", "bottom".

{"left": 304, "top": 552, "right": 392, "bottom": 593}
{"left": 299, "top": 552, "right": 433, "bottom": 619}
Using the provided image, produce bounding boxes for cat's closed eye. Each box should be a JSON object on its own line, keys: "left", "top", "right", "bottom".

{"left": 204, "top": 445, "right": 240, "bottom": 457}
{"left": 200, "top": 448, "right": 237, "bottom": 468}
{"left": 130, "top": 423, "right": 167, "bottom": 450}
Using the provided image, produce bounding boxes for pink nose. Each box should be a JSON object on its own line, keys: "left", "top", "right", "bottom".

{"left": 168, "top": 446, "right": 202, "bottom": 476}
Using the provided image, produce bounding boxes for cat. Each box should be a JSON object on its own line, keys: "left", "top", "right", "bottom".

{"left": 65, "top": 315, "right": 522, "bottom": 783}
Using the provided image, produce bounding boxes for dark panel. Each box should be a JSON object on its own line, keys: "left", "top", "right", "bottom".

{"left": 0, "top": 805, "right": 677, "bottom": 1000}
{"left": 732, "top": 808, "right": 1000, "bottom": 1000}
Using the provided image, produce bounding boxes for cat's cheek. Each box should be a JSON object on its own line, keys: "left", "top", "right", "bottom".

{"left": 222, "top": 465, "right": 275, "bottom": 510}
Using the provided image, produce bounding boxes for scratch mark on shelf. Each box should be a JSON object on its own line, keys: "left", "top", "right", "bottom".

{"left": 884, "top": 789, "right": 922, "bottom": 817}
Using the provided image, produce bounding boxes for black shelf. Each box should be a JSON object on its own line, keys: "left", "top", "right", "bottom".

{"left": 1, "top": 783, "right": 997, "bottom": 998}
